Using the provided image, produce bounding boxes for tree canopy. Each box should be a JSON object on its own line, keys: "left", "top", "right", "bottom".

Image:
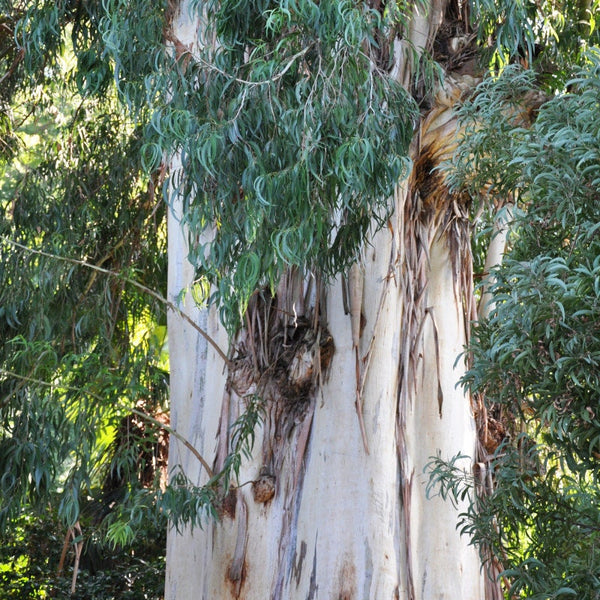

{"left": 1, "top": 1, "right": 169, "bottom": 593}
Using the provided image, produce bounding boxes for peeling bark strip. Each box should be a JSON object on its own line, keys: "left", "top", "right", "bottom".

{"left": 424, "top": 307, "right": 445, "bottom": 417}
{"left": 398, "top": 75, "right": 476, "bottom": 412}
{"left": 401, "top": 471, "right": 416, "bottom": 600}
{"left": 292, "top": 540, "right": 307, "bottom": 585}
{"left": 349, "top": 263, "right": 370, "bottom": 454}
{"left": 272, "top": 398, "right": 316, "bottom": 598}
{"left": 306, "top": 540, "right": 318, "bottom": 600}
{"left": 227, "top": 490, "right": 248, "bottom": 593}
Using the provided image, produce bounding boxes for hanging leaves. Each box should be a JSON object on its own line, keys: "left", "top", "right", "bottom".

{"left": 127, "top": 0, "right": 419, "bottom": 332}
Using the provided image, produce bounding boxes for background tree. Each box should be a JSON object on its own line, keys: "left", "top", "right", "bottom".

{"left": 1, "top": 1, "right": 169, "bottom": 594}
{"left": 429, "top": 51, "right": 600, "bottom": 600}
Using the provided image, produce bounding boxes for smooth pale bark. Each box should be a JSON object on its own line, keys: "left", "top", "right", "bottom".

{"left": 405, "top": 238, "right": 481, "bottom": 599}
{"left": 164, "top": 10, "right": 229, "bottom": 594}
{"left": 166, "top": 201, "right": 483, "bottom": 600}
{"left": 478, "top": 205, "right": 513, "bottom": 320}
{"left": 165, "top": 1, "right": 485, "bottom": 598}
{"left": 165, "top": 160, "right": 229, "bottom": 597}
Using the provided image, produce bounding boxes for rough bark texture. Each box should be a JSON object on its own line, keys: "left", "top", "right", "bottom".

{"left": 165, "top": 1, "right": 486, "bottom": 598}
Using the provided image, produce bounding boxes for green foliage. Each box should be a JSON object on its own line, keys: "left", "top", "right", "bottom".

{"left": 158, "top": 394, "right": 264, "bottom": 532}
{"left": 0, "top": 13, "right": 171, "bottom": 590}
{"left": 472, "top": 0, "right": 537, "bottom": 67}
{"left": 6, "top": 1, "right": 600, "bottom": 596}
{"left": 428, "top": 443, "right": 600, "bottom": 599}
{"left": 472, "top": 0, "right": 600, "bottom": 85}
{"left": 444, "top": 64, "right": 538, "bottom": 278}
{"left": 0, "top": 84, "right": 168, "bottom": 525}
{"left": 126, "top": 0, "right": 417, "bottom": 332}
{"left": 100, "top": 0, "right": 167, "bottom": 111}
{"left": 467, "top": 52, "right": 600, "bottom": 469}
{"left": 0, "top": 510, "right": 165, "bottom": 599}
{"left": 446, "top": 65, "right": 537, "bottom": 207}
{"left": 431, "top": 51, "right": 600, "bottom": 599}
{"left": 0, "top": 0, "right": 420, "bottom": 556}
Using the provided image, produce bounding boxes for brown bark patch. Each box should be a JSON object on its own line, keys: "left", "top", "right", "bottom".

{"left": 337, "top": 559, "right": 357, "bottom": 600}
{"left": 483, "top": 415, "right": 507, "bottom": 455}
{"left": 226, "top": 559, "right": 247, "bottom": 599}
{"left": 229, "top": 300, "right": 334, "bottom": 437}
{"left": 431, "top": 0, "right": 478, "bottom": 76}
{"left": 223, "top": 286, "right": 333, "bottom": 597}
{"left": 229, "top": 290, "right": 335, "bottom": 413}
{"left": 220, "top": 488, "right": 237, "bottom": 519}
{"left": 292, "top": 540, "right": 308, "bottom": 585}
{"left": 412, "top": 149, "right": 446, "bottom": 211}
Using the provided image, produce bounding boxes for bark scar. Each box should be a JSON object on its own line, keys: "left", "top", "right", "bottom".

{"left": 307, "top": 536, "right": 318, "bottom": 600}
{"left": 424, "top": 307, "right": 444, "bottom": 417}
{"left": 293, "top": 540, "right": 307, "bottom": 586}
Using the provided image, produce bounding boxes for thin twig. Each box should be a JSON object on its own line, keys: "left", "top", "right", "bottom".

{"left": 190, "top": 44, "right": 312, "bottom": 87}
{"left": 1, "top": 236, "right": 231, "bottom": 366}
{"left": 70, "top": 521, "right": 83, "bottom": 595}
{"left": 130, "top": 407, "right": 214, "bottom": 479}
{"left": 0, "top": 48, "right": 24, "bottom": 86}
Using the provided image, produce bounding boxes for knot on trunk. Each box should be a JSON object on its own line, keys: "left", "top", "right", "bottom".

{"left": 229, "top": 318, "right": 335, "bottom": 410}
{"left": 252, "top": 473, "right": 276, "bottom": 503}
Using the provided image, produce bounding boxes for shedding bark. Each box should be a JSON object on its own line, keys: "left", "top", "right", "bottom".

{"left": 349, "top": 263, "right": 370, "bottom": 454}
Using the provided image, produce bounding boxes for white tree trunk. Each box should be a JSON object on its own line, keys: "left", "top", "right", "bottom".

{"left": 165, "top": 2, "right": 485, "bottom": 598}
{"left": 164, "top": 157, "right": 229, "bottom": 597}
{"left": 478, "top": 205, "right": 513, "bottom": 319}
{"left": 404, "top": 238, "right": 481, "bottom": 599}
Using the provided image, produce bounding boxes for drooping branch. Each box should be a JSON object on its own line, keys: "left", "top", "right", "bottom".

{"left": 1, "top": 236, "right": 230, "bottom": 367}
{"left": 0, "top": 367, "right": 215, "bottom": 479}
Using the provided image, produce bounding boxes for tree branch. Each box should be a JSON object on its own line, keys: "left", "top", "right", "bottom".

{"left": 130, "top": 407, "right": 214, "bottom": 479}
{"left": 0, "top": 368, "right": 215, "bottom": 479}
{"left": 1, "top": 236, "right": 231, "bottom": 367}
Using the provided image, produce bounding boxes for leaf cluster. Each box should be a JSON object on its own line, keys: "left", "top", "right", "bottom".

{"left": 128, "top": 0, "right": 418, "bottom": 332}
{"left": 472, "top": 0, "right": 600, "bottom": 82}
{"left": 467, "top": 53, "right": 600, "bottom": 468}
{"left": 428, "top": 444, "right": 600, "bottom": 600}
{"left": 0, "top": 26, "right": 169, "bottom": 566}
{"left": 157, "top": 393, "right": 265, "bottom": 533}
{"left": 0, "top": 509, "right": 165, "bottom": 599}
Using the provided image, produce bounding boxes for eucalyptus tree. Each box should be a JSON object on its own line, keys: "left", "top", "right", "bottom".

{"left": 154, "top": 0, "right": 478, "bottom": 597}
{"left": 156, "top": 2, "right": 600, "bottom": 599}
{"left": 3, "top": 0, "right": 600, "bottom": 599}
